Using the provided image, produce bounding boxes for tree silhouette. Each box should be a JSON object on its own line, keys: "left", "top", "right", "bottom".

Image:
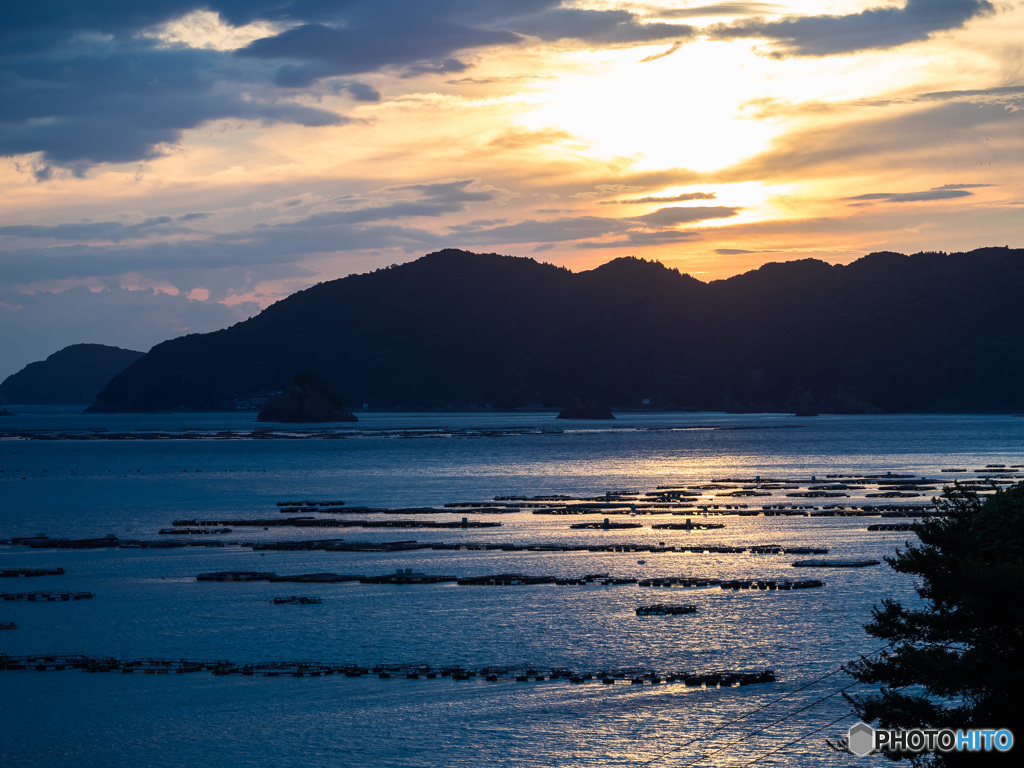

{"left": 844, "top": 483, "right": 1024, "bottom": 764}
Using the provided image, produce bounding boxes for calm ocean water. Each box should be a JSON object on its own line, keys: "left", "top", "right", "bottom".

{"left": 1, "top": 410, "right": 1021, "bottom": 767}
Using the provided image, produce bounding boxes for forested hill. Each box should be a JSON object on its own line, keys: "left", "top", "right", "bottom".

{"left": 88, "top": 247, "right": 1024, "bottom": 414}
{"left": 1, "top": 343, "right": 144, "bottom": 405}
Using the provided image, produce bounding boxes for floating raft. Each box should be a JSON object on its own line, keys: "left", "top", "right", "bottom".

{"left": 173, "top": 517, "right": 501, "bottom": 529}
{"left": 275, "top": 573, "right": 363, "bottom": 584}
{"left": 271, "top": 596, "right": 323, "bottom": 605}
{"left": 636, "top": 604, "right": 697, "bottom": 616}
{"left": 651, "top": 520, "right": 725, "bottom": 530}
{"left": 791, "top": 559, "right": 881, "bottom": 568}
{"left": 570, "top": 519, "right": 643, "bottom": 530}
{"left": 1, "top": 591, "right": 93, "bottom": 601}
{"left": 719, "top": 579, "right": 823, "bottom": 590}
{"left": 455, "top": 573, "right": 637, "bottom": 586}
{"left": 312, "top": 505, "right": 486, "bottom": 515}
{"left": 867, "top": 523, "right": 916, "bottom": 531}
{"left": 8, "top": 536, "right": 120, "bottom": 549}
{"left": 159, "top": 528, "right": 232, "bottom": 535}
{"left": 277, "top": 500, "right": 346, "bottom": 510}
{"left": 8, "top": 536, "right": 226, "bottom": 550}
{"left": 639, "top": 577, "right": 721, "bottom": 588}
{"left": 0, "top": 654, "right": 776, "bottom": 687}
{"left": 0, "top": 568, "right": 64, "bottom": 578}
{"left": 197, "top": 571, "right": 277, "bottom": 582}
{"left": 362, "top": 570, "right": 458, "bottom": 584}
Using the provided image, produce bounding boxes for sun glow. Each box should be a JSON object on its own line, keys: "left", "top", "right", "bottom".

{"left": 519, "top": 41, "right": 782, "bottom": 173}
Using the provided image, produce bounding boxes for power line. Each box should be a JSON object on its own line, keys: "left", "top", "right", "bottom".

{"left": 701, "top": 624, "right": 1020, "bottom": 767}
{"left": 735, "top": 714, "right": 853, "bottom": 768}
{"left": 636, "top": 596, "right": 1018, "bottom": 766}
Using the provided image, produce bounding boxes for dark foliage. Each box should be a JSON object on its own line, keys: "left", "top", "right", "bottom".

{"left": 845, "top": 483, "right": 1024, "bottom": 764}
{"left": 257, "top": 371, "right": 357, "bottom": 423}
{"left": 88, "top": 247, "right": 1024, "bottom": 413}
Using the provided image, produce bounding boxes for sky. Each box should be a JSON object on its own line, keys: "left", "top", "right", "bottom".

{"left": 1, "top": 0, "right": 1022, "bottom": 379}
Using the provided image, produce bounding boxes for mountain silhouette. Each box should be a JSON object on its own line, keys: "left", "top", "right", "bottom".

{"left": 1, "top": 343, "right": 144, "bottom": 405}
{"left": 88, "top": 247, "right": 1024, "bottom": 413}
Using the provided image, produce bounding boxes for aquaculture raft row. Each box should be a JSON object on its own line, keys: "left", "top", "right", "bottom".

{"left": 0, "top": 654, "right": 776, "bottom": 687}
{"left": 193, "top": 570, "right": 827, "bottom": 589}
{"left": 0, "top": 568, "right": 65, "bottom": 578}
{"left": 1, "top": 591, "right": 93, "bottom": 601}
{"left": 635, "top": 604, "right": 697, "bottom": 615}
{"left": 242, "top": 540, "right": 829, "bottom": 555}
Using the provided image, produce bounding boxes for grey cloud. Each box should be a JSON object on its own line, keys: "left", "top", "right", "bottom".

{"left": 447, "top": 204, "right": 740, "bottom": 245}
{"left": 0, "top": 2, "right": 548, "bottom": 170}
{"left": 0, "top": 216, "right": 192, "bottom": 241}
{"left": 0, "top": 201, "right": 742, "bottom": 314}
{"left": 845, "top": 189, "right": 974, "bottom": 204}
{"left": 0, "top": 241, "right": 279, "bottom": 284}
{"left": 748, "top": 81, "right": 1024, "bottom": 118}
{"left": 505, "top": 8, "right": 695, "bottom": 44}
{"left": 446, "top": 74, "right": 553, "bottom": 85}
{"left": 0, "top": 44, "right": 343, "bottom": 168}
{"left": 0, "top": 220, "right": 443, "bottom": 285}
{"left": 633, "top": 206, "right": 739, "bottom": 225}
{"left": 240, "top": 22, "right": 518, "bottom": 88}
{"left": 0, "top": 222, "right": 126, "bottom": 241}
{"left": 404, "top": 179, "right": 497, "bottom": 204}
{"left": 658, "top": 3, "right": 779, "bottom": 19}
{"left": 235, "top": 3, "right": 702, "bottom": 88}
{"left": 717, "top": 99, "right": 1024, "bottom": 182}
{"left": 0, "top": 178, "right": 497, "bottom": 284}
{"left": 602, "top": 192, "right": 717, "bottom": 204}
{"left": 282, "top": 201, "right": 474, "bottom": 227}
{"left": 449, "top": 215, "right": 625, "bottom": 244}
{"left": 402, "top": 58, "right": 471, "bottom": 77}
{"left": 0, "top": 1, "right": 711, "bottom": 170}
{"left": 464, "top": 218, "right": 509, "bottom": 227}
{"left": 710, "top": 0, "right": 993, "bottom": 56}
{"left": 577, "top": 230, "right": 704, "bottom": 248}
{"left": 0, "top": 3, "right": 207, "bottom": 56}
{"left": 282, "top": 179, "right": 496, "bottom": 227}
{"left": 921, "top": 84, "right": 1024, "bottom": 102}
{"left": 332, "top": 81, "right": 382, "bottom": 101}
{"left": 932, "top": 183, "right": 996, "bottom": 190}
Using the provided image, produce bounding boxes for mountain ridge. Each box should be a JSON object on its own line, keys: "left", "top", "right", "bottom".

{"left": 87, "top": 247, "right": 1024, "bottom": 414}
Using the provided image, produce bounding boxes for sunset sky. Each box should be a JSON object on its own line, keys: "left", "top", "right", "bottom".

{"left": 1, "top": 1, "right": 1022, "bottom": 379}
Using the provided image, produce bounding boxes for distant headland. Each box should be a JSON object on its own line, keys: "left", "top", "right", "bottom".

{"left": 0, "top": 344, "right": 143, "bottom": 406}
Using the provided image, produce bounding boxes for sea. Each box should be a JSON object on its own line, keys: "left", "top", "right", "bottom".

{"left": 1, "top": 408, "right": 1021, "bottom": 767}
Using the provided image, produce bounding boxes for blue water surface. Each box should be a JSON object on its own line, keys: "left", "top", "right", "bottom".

{"left": 1, "top": 410, "right": 1021, "bottom": 766}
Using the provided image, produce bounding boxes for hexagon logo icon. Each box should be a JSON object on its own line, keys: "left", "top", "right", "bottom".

{"left": 848, "top": 722, "right": 876, "bottom": 757}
